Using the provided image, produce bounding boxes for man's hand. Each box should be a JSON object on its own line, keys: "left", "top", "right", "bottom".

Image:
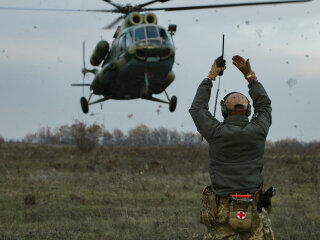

{"left": 232, "top": 55, "right": 256, "bottom": 81}
{"left": 208, "top": 59, "right": 226, "bottom": 81}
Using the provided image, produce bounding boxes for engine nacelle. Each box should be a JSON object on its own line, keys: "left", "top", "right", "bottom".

{"left": 90, "top": 40, "right": 109, "bottom": 66}
{"left": 127, "top": 12, "right": 143, "bottom": 26}
{"left": 143, "top": 13, "right": 157, "bottom": 24}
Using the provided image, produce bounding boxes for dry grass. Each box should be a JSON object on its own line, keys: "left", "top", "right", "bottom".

{"left": 0, "top": 143, "right": 319, "bottom": 239}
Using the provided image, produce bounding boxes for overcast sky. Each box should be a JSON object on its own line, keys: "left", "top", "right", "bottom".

{"left": 0, "top": 0, "right": 319, "bottom": 141}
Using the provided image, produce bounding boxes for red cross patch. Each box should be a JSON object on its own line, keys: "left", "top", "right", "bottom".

{"left": 236, "top": 211, "right": 246, "bottom": 220}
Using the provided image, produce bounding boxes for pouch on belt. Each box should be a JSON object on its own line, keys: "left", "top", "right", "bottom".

{"left": 228, "top": 204, "right": 253, "bottom": 232}
{"left": 200, "top": 186, "right": 217, "bottom": 226}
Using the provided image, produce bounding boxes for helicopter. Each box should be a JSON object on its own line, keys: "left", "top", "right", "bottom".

{"left": 74, "top": 9, "right": 179, "bottom": 114}
{"left": 0, "top": 0, "right": 312, "bottom": 114}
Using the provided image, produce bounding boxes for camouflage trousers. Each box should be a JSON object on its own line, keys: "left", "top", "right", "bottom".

{"left": 200, "top": 186, "right": 274, "bottom": 240}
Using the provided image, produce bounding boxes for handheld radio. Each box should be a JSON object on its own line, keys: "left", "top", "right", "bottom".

{"left": 216, "top": 34, "right": 226, "bottom": 76}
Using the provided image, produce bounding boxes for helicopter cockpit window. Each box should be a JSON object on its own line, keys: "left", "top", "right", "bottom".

{"left": 146, "top": 26, "right": 160, "bottom": 47}
{"left": 146, "top": 26, "right": 159, "bottom": 38}
{"left": 119, "top": 34, "right": 126, "bottom": 54}
{"left": 159, "top": 28, "right": 172, "bottom": 48}
{"left": 135, "top": 27, "right": 146, "bottom": 42}
{"left": 134, "top": 26, "right": 173, "bottom": 60}
{"left": 126, "top": 31, "right": 133, "bottom": 48}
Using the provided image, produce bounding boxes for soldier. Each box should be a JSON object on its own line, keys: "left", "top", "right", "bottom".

{"left": 189, "top": 55, "right": 274, "bottom": 240}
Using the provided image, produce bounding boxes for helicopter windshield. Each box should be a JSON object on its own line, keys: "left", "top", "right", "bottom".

{"left": 146, "top": 26, "right": 159, "bottom": 38}
{"left": 131, "top": 26, "right": 173, "bottom": 49}
{"left": 135, "top": 27, "right": 146, "bottom": 42}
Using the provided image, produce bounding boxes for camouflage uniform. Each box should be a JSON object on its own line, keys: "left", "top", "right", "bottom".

{"left": 200, "top": 186, "right": 274, "bottom": 240}
{"left": 189, "top": 78, "right": 273, "bottom": 239}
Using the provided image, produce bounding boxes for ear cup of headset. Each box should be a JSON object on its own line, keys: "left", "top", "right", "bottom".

{"left": 220, "top": 100, "right": 228, "bottom": 117}
{"left": 246, "top": 102, "right": 251, "bottom": 116}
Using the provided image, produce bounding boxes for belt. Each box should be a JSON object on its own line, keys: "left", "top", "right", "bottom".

{"left": 217, "top": 192, "right": 260, "bottom": 207}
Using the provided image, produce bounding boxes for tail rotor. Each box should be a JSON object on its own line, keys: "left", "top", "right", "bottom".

{"left": 81, "top": 40, "right": 86, "bottom": 96}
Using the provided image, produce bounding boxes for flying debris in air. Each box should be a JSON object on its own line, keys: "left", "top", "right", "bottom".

{"left": 255, "top": 29, "right": 263, "bottom": 38}
{"left": 245, "top": 20, "right": 250, "bottom": 24}
{"left": 157, "top": 105, "right": 163, "bottom": 115}
{"left": 305, "top": 54, "right": 310, "bottom": 58}
{"left": 128, "top": 114, "right": 133, "bottom": 118}
{"left": 286, "top": 78, "right": 297, "bottom": 96}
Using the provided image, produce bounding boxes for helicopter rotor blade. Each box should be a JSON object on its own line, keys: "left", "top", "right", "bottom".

{"left": 103, "top": 15, "right": 124, "bottom": 29}
{"left": 101, "top": 0, "right": 122, "bottom": 10}
{"left": 71, "top": 84, "right": 91, "bottom": 86}
{"left": 143, "top": 0, "right": 312, "bottom": 12}
{"left": 137, "top": 0, "right": 172, "bottom": 8}
{"left": 0, "top": 7, "right": 119, "bottom": 13}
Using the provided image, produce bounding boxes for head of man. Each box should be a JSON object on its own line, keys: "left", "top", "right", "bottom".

{"left": 220, "top": 92, "right": 251, "bottom": 117}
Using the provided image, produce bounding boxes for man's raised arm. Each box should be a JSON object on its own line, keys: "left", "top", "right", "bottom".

{"left": 232, "top": 55, "right": 272, "bottom": 135}
{"left": 189, "top": 59, "right": 226, "bottom": 142}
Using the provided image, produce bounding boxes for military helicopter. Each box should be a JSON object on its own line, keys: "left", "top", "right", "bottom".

{"left": 74, "top": 9, "right": 179, "bottom": 114}
{"left": 0, "top": 0, "right": 311, "bottom": 114}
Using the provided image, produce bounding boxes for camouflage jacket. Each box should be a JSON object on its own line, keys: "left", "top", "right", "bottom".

{"left": 189, "top": 78, "right": 272, "bottom": 196}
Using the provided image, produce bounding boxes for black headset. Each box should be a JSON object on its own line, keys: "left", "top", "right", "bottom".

{"left": 220, "top": 92, "right": 251, "bottom": 118}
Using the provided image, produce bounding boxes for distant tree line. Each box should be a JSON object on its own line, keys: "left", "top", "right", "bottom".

{"left": 21, "top": 121, "right": 203, "bottom": 151}
{"left": 1, "top": 122, "right": 319, "bottom": 151}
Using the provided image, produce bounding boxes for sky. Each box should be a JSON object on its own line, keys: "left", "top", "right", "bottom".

{"left": 0, "top": 0, "right": 319, "bottom": 141}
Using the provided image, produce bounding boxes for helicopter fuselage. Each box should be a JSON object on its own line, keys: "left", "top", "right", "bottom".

{"left": 90, "top": 23, "right": 176, "bottom": 100}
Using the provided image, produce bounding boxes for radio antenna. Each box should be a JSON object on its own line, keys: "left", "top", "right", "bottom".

{"left": 213, "top": 34, "right": 225, "bottom": 117}
{"left": 201, "top": 35, "right": 225, "bottom": 142}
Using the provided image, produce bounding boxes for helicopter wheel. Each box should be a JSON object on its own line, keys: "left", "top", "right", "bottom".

{"left": 80, "top": 97, "right": 89, "bottom": 114}
{"left": 169, "top": 96, "right": 177, "bottom": 112}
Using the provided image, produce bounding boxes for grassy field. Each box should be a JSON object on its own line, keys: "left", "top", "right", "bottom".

{"left": 0, "top": 143, "right": 319, "bottom": 240}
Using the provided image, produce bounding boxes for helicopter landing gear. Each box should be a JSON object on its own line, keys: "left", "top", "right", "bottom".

{"left": 169, "top": 96, "right": 177, "bottom": 112}
{"left": 143, "top": 91, "right": 178, "bottom": 113}
{"left": 80, "top": 90, "right": 93, "bottom": 114}
{"left": 165, "top": 91, "right": 177, "bottom": 112}
{"left": 80, "top": 97, "right": 89, "bottom": 114}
